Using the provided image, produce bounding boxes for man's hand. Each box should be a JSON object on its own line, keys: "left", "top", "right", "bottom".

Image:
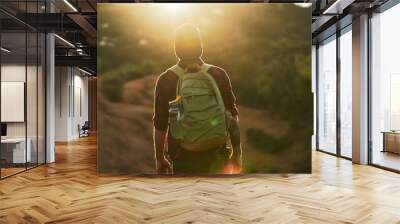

{"left": 226, "top": 146, "right": 242, "bottom": 174}
{"left": 154, "top": 128, "right": 173, "bottom": 174}
{"left": 156, "top": 156, "right": 172, "bottom": 174}
{"left": 231, "top": 151, "right": 242, "bottom": 168}
{"left": 226, "top": 115, "right": 242, "bottom": 174}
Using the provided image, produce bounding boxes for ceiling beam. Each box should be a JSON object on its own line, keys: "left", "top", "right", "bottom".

{"left": 67, "top": 13, "right": 97, "bottom": 42}
{"left": 312, "top": 15, "right": 335, "bottom": 33}
{"left": 323, "top": 0, "right": 356, "bottom": 14}
{"left": 55, "top": 55, "right": 96, "bottom": 71}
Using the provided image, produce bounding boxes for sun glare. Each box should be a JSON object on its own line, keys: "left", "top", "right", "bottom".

{"left": 161, "top": 3, "right": 188, "bottom": 13}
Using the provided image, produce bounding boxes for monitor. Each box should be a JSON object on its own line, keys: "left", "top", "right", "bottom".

{"left": 1, "top": 123, "right": 7, "bottom": 137}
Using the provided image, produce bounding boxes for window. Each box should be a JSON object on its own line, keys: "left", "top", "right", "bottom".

{"left": 317, "top": 35, "right": 337, "bottom": 154}
{"left": 339, "top": 27, "right": 352, "bottom": 158}
{"left": 370, "top": 3, "right": 400, "bottom": 171}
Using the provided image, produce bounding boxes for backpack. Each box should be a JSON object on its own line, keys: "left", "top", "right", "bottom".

{"left": 168, "top": 63, "right": 232, "bottom": 151}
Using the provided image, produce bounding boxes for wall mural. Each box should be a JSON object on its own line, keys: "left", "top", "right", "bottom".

{"left": 97, "top": 3, "right": 312, "bottom": 174}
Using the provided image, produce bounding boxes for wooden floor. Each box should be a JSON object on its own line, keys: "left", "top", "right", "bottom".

{"left": 1, "top": 167, "right": 26, "bottom": 178}
{"left": 373, "top": 150, "right": 400, "bottom": 171}
{"left": 0, "top": 136, "right": 400, "bottom": 224}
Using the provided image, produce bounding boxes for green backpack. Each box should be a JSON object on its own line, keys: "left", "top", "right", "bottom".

{"left": 168, "top": 63, "right": 232, "bottom": 151}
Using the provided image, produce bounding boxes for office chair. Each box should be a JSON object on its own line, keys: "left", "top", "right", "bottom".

{"left": 79, "top": 121, "right": 90, "bottom": 138}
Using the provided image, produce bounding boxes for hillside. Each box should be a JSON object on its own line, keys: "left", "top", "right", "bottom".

{"left": 98, "top": 75, "right": 310, "bottom": 174}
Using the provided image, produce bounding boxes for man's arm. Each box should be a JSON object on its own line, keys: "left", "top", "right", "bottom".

{"left": 153, "top": 128, "right": 171, "bottom": 174}
{"left": 209, "top": 66, "right": 242, "bottom": 172}
{"left": 153, "top": 72, "right": 174, "bottom": 174}
{"left": 229, "top": 115, "right": 242, "bottom": 173}
{"left": 154, "top": 128, "right": 167, "bottom": 160}
{"left": 230, "top": 115, "right": 242, "bottom": 158}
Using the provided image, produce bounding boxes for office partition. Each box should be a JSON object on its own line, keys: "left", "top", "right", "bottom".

{"left": 0, "top": 1, "right": 47, "bottom": 179}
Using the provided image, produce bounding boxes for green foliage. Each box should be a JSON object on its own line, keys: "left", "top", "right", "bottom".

{"left": 246, "top": 128, "right": 290, "bottom": 154}
{"left": 100, "top": 62, "right": 157, "bottom": 102}
{"left": 243, "top": 158, "right": 281, "bottom": 173}
{"left": 101, "top": 74, "right": 124, "bottom": 102}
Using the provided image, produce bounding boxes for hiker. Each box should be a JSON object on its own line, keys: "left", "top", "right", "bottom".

{"left": 153, "top": 24, "right": 242, "bottom": 174}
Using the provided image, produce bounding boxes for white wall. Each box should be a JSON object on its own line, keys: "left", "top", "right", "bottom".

{"left": 71, "top": 73, "right": 89, "bottom": 138}
{"left": 1, "top": 82, "right": 25, "bottom": 122}
{"left": 55, "top": 67, "right": 70, "bottom": 141}
{"left": 1, "top": 65, "right": 33, "bottom": 137}
{"left": 55, "top": 67, "right": 89, "bottom": 141}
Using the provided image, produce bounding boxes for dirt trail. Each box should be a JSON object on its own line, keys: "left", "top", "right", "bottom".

{"left": 98, "top": 75, "right": 305, "bottom": 174}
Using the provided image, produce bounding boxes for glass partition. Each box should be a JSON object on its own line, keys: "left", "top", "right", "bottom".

{"left": 317, "top": 35, "right": 337, "bottom": 154}
{"left": 1, "top": 31, "right": 28, "bottom": 177}
{"left": 0, "top": 2, "right": 46, "bottom": 179}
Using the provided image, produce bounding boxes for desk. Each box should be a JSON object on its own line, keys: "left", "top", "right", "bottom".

{"left": 1, "top": 138, "right": 31, "bottom": 163}
{"left": 382, "top": 131, "right": 400, "bottom": 154}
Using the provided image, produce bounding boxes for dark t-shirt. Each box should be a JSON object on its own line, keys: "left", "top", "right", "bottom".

{"left": 153, "top": 64, "right": 238, "bottom": 131}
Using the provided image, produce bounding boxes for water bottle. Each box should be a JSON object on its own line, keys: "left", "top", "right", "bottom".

{"left": 169, "top": 96, "right": 181, "bottom": 121}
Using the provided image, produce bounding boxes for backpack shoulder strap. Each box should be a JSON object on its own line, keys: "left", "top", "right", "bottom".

{"left": 200, "top": 63, "right": 212, "bottom": 73}
{"left": 168, "top": 64, "right": 185, "bottom": 97}
{"left": 201, "top": 64, "right": 226, "bottom": 111}
{"left": 169, "top": 64, "right": 185, "bottom": 79}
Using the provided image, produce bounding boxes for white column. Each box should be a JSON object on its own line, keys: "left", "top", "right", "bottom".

{"left": 352, "top": 14, "right": 369, "bottom": 164}
{"left": 46, "top": 33, "right": 55, "bottom": 163}
{"left": 45, "top": 1, "right": 56, "bottom": 163}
